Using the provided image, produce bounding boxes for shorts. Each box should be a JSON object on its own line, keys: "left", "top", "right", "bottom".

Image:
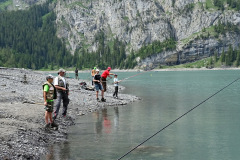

{"left": 45, "top": 101, "right": 54, "bottom": 112}
{"left": 95, "top": 83, "right": 103, "bottom": 91}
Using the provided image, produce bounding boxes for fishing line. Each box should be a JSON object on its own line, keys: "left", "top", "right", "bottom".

{"left": 114, "top": 70, "right": 152, "bottom": 83}
{"left": 117, "top": 77, "right": 240, "bottom": 160}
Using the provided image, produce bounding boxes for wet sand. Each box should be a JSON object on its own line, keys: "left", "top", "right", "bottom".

{"left": 0, "top": 67, "right": 139, "bottom": 159}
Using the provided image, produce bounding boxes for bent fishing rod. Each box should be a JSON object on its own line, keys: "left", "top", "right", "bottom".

{"left": 117, "top": 77, "right": 240, "bottom": 160}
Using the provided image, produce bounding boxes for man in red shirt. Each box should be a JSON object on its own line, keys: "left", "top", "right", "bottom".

{"left": 101, "top": 67, "right": 115, "bottom": 92}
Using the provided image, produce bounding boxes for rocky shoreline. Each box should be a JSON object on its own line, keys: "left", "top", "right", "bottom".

{"left": 0, "top": 67, "right": 140, "bottom": 160}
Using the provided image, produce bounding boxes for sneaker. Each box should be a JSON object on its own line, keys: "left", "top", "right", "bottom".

{"left": 101, "top": 98, "right": 106, "bottom": 102}
{"left": 97, "top": 98, "right": 99, "bottom": 101}
{"left": 45, "top": 123, "right": 50, "bottom": 129}
{"left": 51, "top": 122, "right": 58, "bottom": 128}
{"left": 50, "top": 122, "right": 59, "bottom": 130}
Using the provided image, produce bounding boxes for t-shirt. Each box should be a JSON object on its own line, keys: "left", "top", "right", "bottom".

{"left": 101, "top": 70, "right": 110, "bottom": 79}
{"left": 44, "top": 84, "right": 50, "bottom": 92}
{"left": 54, "top": 76, "right": 66, "bottom": 88}
{"left": 114, "top": 78, "right": 118, "bottom": 86}
{"left": 94, "top": 74, "right": 101, "bottom": 84}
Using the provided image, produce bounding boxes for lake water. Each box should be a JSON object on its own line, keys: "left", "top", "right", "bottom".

{"left": 43, "top": 70, "right": 240, "bottom": 160}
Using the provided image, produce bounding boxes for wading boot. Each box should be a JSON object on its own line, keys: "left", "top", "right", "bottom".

{"left": 101, "top": 98, "right": 106, "bottom": 102}
{"left": 51, "top": 122, "right": 59, "bottom": 130}
{"left": 44, "top": 123, "right": 51, "bottom": 130}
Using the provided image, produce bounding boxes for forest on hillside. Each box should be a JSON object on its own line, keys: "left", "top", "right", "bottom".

{"left": 0, "top": 2, "right": 72, "bottom": 69}
{"left": 0, "top": 1, "right": 240, "bottom": 70}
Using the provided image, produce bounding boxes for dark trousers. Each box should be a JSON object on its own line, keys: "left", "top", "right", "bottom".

{"left": 101, "top": 77, "right": 107, "bottom": 92}
{"left": 113, "top": 86, "right": 118, "bottom": 97}
{"left": 54, "top": 91, "right": 69, "bottom": 117}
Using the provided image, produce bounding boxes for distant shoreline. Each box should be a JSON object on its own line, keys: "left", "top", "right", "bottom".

{"left": 152, "top": 67, "right": 240, "bottom": 72}
{"left": 40, "top": 67, "right": 240, "bottom": 74}
{"left": 2, "top": 67, "right": 240, "bottom": 74}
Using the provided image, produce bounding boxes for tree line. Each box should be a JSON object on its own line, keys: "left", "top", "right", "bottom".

{"left": 217, "top": 45, "right": 240, "bottom": 67}
{"left": 213, "top": 0, "right": 240, "bottom": 11}
{"left": 0, "top": 2, "right": 72, "bottom": 69}
{"left": 1, "top": 1, "right": 239, "bottom": 70}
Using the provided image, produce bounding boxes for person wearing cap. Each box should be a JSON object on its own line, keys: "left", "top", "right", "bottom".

{"left": 113, "top": 74, "right": 120, "bottom": 98}
{"left": 53, "top": 68, "right": 70, "bottom": 119}
{"left": 101, "top": 67, "right": 115, "bottom": 92}
{"left": 91, "top": 67, "right": 97, "bottom": 85}
{"left": 43, "top": 75, "right": 58, "bottom": 129}
{"left": 93, "top": 69, "right": 105, "bottom": 102}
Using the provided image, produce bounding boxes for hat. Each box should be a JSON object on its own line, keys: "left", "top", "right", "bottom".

{"left": 46, "top": 74, "right": 54, "bottom": 80}
{"left": 58, "top": 68, "right": 65, "bottom": 74}
{"left": 96, "top": 69, "right": 99, "bottom": 72}
{"left": 94, "top": 67, "right": 96, "bottom": 70}
{"left": 107, "top": 67, "right": 111, "bottom": 70}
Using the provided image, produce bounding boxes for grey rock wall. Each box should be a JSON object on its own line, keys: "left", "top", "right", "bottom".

{"left": 9, "top": 0, "right": 240, "bottom": 68}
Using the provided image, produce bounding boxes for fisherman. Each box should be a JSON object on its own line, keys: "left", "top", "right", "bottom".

{"left": 91, "top": 67, "right": 97, "bottom": 85}
{"left": 53, "top": 68, "right": 70, "bottom": 119}
{"left": 113, "top": 74, "right": 120, "bottom": 98}
{"left": 101, "top": 67, "right": 115, "bottom": 92}
{"left": 43, "top": 75, "right": 58, "bottom": 129}
{"left": 75, "top": 67, "right": 79, "bottom": 80}
{"left": 93, "top": 69, "right": 105, "bottom": 102}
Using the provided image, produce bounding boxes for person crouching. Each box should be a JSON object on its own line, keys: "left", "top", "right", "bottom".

{"left": 93, "top": 69, "right": 105, "bottom": 102}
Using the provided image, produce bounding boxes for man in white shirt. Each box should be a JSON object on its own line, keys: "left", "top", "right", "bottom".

{"left": 53, "top": 68, "right": 69, "bottom": 119}
{"left": 113, "top": 74, "right": 120, "bottom": 98}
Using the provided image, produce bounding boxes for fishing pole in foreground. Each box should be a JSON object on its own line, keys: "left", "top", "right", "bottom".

{"left": 117, "top": 77, "right": 240, "bottom": 160}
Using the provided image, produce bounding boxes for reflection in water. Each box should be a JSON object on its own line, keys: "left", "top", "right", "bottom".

{"left": 44, "top": 141, "right": 70, "bottom": 160}
{"left": 92, "top": 107, "right": 119, "bottom": 135}
{"left": 42, "top": 107, "right": 121, "bottom": 160}
{"left": 93, "top": 111, "right": 102, "bottom": 134}
{"left": 113, "top": 107, "right": 119, "bottom": 131}
{"left": 42, "top": 71, "right": 240, "bottom": 160}
{"left": 102, "top": 108, "right": 111, "bottom": 134}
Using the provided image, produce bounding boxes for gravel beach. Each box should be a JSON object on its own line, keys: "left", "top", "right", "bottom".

{"left": 0, "top": 67, "right": 140, "bottom": 160}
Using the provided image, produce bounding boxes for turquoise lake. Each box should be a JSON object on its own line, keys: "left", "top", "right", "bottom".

{"left": 43, "top": 70, "right": 240, "bottom": 160}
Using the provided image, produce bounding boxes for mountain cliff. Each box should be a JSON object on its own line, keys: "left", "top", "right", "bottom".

{"left": 54, "top": 0, "right": 240, "bottom": 69}
{"left": 1, "top": 0, "right": 240, "bottom": 69}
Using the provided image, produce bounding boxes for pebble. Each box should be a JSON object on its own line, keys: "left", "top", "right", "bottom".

{"left": 0, "top": 68, "right": 140, "bottom": 159}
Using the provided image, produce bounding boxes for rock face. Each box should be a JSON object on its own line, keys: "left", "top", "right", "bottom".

{"left": 7, "top": 0, "right": 240, "bottom": 68}
{"left": 53, "top": 0, "right": 240, "bottom": 68}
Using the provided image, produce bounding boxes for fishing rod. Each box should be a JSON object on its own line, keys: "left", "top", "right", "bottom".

{"left": 117, "top": 77, "right": 240, "bottom": 160}
{"left": 23, "top": 101, "right": 44, "bottom": 105}
{"left": 104, "top": 70, "right": 153, "bottom": 84}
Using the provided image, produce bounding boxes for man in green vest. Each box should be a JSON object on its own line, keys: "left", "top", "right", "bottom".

{"left": 43, "top": 75, "right": 58, "bottom": 129}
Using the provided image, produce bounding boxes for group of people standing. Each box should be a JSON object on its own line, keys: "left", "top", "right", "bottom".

{"left": 43, "top": 67, "right": 120, "bottom": 129}
{"left": 43, "top": 68, "right": 69, "bottom": 129}
{"left": 92, "top": 67, "right": 120, "bottom": 101}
